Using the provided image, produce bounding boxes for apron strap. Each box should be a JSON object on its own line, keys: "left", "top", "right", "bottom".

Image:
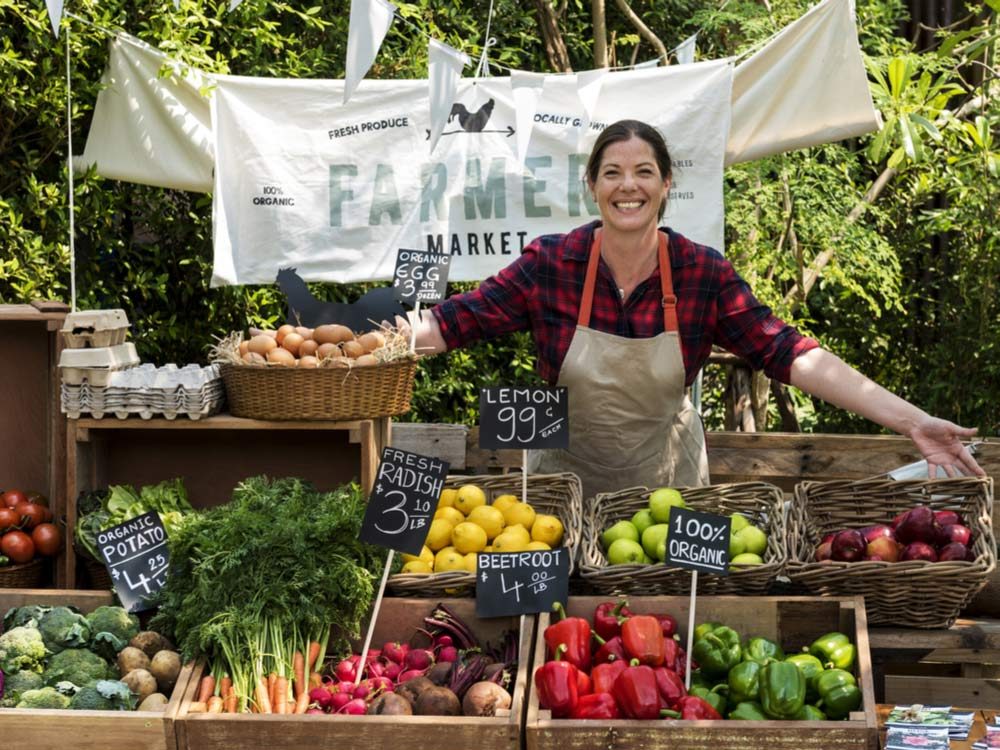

{"left": 579, "top": 229, "right": 679, "bottom": 332}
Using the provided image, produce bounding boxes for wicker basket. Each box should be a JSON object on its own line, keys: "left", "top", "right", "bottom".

{"left": 579, "top": 482, "right": 787, "bottom": 596}
{"left": 0, "top": 557, "right": 46, "bottom": 588}
{"left": 787, "top": 477, "right": 996, "bottom": 628}
{"left": 219, "top": 358, "right": 418, "bottom": 421}
{"left": 387, "top": 472, "right": 583, "bottom": 597}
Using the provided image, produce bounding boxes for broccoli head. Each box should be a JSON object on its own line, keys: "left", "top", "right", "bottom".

{"left": 16, "top": 686, "right": 72, "bottom": 709}
{"left": 3, "top": 605, "right": 52, "bottom": 631}
{"left": 85, "top": 606, "right": 140, "bottom": 644}
{"left": 42, "top": 648, "right": 111, "bottom": 688}
{"left": 38, "top": 607, "right": 91, "bottom": 654}
{"left": 0, "top": 626, "right": 47, "bottom": 674}
{"left": 0, "top": 669, "right": 44, "bottom": 707}
{"left": 68, "top": 679, "right": 135, "bottom": 711}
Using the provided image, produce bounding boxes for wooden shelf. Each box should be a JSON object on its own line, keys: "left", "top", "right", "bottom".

{"left": 871, "top": 618, "right": 1000, "bottom": 652}
{"left": 74, "top": 414, "right": 366, "bottom": 434}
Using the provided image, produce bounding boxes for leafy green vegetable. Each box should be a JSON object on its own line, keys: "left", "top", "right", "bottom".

{"left": 3, "top": 605, "right": 52, "bottom": 631}
{"left": 38, "top": 607, "right": 91, "bottom": 654}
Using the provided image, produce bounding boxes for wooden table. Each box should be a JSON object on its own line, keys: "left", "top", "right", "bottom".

{"left": 878, "top": 705, "right": 995, "bottom": 749}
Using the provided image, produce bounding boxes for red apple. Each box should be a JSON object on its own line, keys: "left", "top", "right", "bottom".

{"left": 896, "top": 506, "right": 938, "bottom": 545}
{"left": 820, "top": 532, "right": 837, "bottom": 546}
{"left": 863, "top": 554, "right": 884, "bottom": 562}
{"left": 860, "top": 524, "right": 896, "bottom": 543}
{"left": 901, "top": 541, "right": 938, "bottom": 562}
{"left": 866, "top": 536, "right": 901, "bottom": 562}
{"left": 814, "top": 542, "right": 833, "bottom": 562}
{"left": 934, "top": 509, "right": 964, "bottom": 527}
{"left": 937, "top": 542, "right": 969, "bottom": 562}
{"left": 891, "top": 511, "right": 908, "bottom": 529}
{"left": 937, "top": 524, "right": 972, "bottom": 547}
{"left": 832, "top": 529, "right": 867, "bottom": 562}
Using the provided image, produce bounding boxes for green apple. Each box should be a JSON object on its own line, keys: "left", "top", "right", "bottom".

{"left": 601, "top": 520, "right": 639, "bottom": 550}
{"left": 640, "top": 552, "right": 654, "bottom": 565}
{"left": 641, "top": 523, "right": 670, "bottom": 562}
{"left": 730, "top": 513, "right": 750, "bottom": 533}
{"left": 631, "top": 509, "right": 655, "bottom": 536}
{"left": 736, "top": 525, "right": 768, "bottom": 556}
{"left": 729, "top": 531, "right": 746, "bottom": 558}
{"left": 648, "top": 487, "right": 686, "bottom": 523}
{"left": 730, "top": 552, "right": 764, "bottom": 567}
{"left": 607, "top": 538, "right": 646, "bottom": 565}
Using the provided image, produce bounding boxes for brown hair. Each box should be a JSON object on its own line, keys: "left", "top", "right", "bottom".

{"left": 585, "top": 120, "right": 673, "bottom": 219}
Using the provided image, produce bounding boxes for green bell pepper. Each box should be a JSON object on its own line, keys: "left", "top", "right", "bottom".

{"left": 689, "top": 670, "right": 712, "bottom": 690}
{"left": 689, "top": 684, "right": 728, "bottom": 715}
{"left": 808, "top": 632, "right": 856, "bottom": 671}
{"left": 692, "top": 625, "right": 742, "bottom": 678}
{"left": 728, "top": 701, "right": 769, "bottom": 720}
{"left": 727, "top": 660, "right": 762, "bottom": 704}
{"left": 815, "top": 668, "right": 861, "bottom": 720}
{"left": 742, "top": 636, "right": 784, "bottom": 665}
{"left": 785, "top": 652, "right": 825, "bottom": 700}
{"left": 794, "top": 704, "right": 828, "bottom": 721}
{"left": 694, "top": 621, "right": 724, "bottom": 642}
{"left": 759, "top": 661, "right": 806, "bottom": 719}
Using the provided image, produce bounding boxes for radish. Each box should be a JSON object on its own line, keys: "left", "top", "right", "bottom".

{"left": 399, "top": 669, "right": 428, "bottom": 683}
{"left": 383, "top": 641, "right": 409, "bottom": 664}
{"left": 404, "top": 649, "right": 435, "bottom": 671}
{"left": 340, "top": 698, "right": 367, "bottom": 715}
{"left": 335, "top": 659, "right": 357, "bottom": 682}
{"left": 437, "top": 646, "right": 458, "bottom": 663}
{"left": 329, "top": 691, "right": 352, "bottom": 711}
{"left": 384, "top": 661, "right": 402, "bottom": 681}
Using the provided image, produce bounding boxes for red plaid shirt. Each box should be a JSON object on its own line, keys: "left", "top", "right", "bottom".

{"left": 432, "top": 221, "right": 818, "bottom": 386}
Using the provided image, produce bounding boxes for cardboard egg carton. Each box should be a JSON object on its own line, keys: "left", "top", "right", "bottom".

{"left": 61, "top": 308, "right": 130, "bottom": 348}
{"left": 59, "top": 343, "right": 141, "bottom": 386}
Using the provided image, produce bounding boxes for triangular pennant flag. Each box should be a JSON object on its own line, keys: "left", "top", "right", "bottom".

{"left": 45, "top": 0, "right": 64, "bottom": 36}
{"left": 344, "top": 0, "right": 396, "bottom": 104}
{"left": 510, "top": 70, "right": 546, "bottom": 169}
{"left": 575, "top": 68, "right": 608, "bottom": 135}
{"left": 675, "top": 33, "right": 698, "bottom": 64}
{"left": 634, "top": 57, "right": 661, "bottom": 69}
{"left": 427, "top": 38, "right": 470, "bottom": 151}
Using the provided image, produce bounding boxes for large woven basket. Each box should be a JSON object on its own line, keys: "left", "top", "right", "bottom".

{"left": 787, "top": 477, "right": 996, "bottom": 628}
{"left": 579, "top": 482, "right": 787, "bottom": 595}
{"left": 387, "top": 472, "right": 583, "bottom": 597}
{"left": 219, "top": 359, "right": 418, "bottom": 421}
{"left": 0, "top": 557, "right": 46, "bottom": 588}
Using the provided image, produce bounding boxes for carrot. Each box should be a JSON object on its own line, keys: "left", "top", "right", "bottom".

{"left": 220, "top": 675, "right": 233, "bottom": 700}
{"left": 293, "top": 651, "right": 306, "bottom": 698}
{"left": 273, "top": 676, "right": 289, "bottom": 715}
{"left": 255, "top": 677, "right": 272, "bottom": 714}
{"left": 309, "top": 672, "right": 322, "bottom": 689}
{"left": 188, "top": 701, "right": 207, "bottom": 713}
{"left": 197, "top": 674, "right": 216, "bottom": 704}
{"left": 207, "top": 695, "right": 224, "bottom": 713}
{"left": 223, "top": 693, "right": 239, "bottom": 714}
{"left": 294, "top": 690, "right": 310, "bottom": 714}
{"left": 307, "top": 641, "right": 323, "bottom": 674}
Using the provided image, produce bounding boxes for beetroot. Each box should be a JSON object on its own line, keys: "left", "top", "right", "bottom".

{"left": 901, "top": 541, "right": 938, "bottom": 562}
{"left": 937, "top": 524, "right": 972, "bottom": 547}
{"left": 895, "top": 505, "right": 938, "bottom": 545}
{"left": 860, "top": 524, "right": 895, "bottom": 543}
{"left": 934, "top": 509, "right": 964, "bottom": 527}
{"left": 831, "top": 529, "right": 867, "bottom": 562}
{"left": 937, "top": 542, "right": 970, "bottom": 562}
{"left": 437, "top": 646, "right": 458, "bottom": 663}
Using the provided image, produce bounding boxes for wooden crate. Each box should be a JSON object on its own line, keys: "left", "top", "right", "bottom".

{"left": 0, "top": 588, "right": 193, "bottom": 750}
{"left": 175, "top": 598, "right": 532, "bottom": 750}
{"left": 526, "top": 596, "right": 878, "bottom": 750}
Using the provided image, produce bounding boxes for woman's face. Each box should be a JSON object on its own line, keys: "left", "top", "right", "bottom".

{"left": 588, "top": 136, "right": 670, "bottom": 235}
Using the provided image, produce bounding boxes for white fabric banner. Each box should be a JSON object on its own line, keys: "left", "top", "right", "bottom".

{"left": 344, "top": 0, "right": 396, "bottom": 105}
{"left": 427, "top": 39, "right": 470, "bottom": 151}
{"left": 509, "top": 70, "right": 546, "bottom": 169}
{"left": 211, "top": 61, "right": 733, "bottom": 285}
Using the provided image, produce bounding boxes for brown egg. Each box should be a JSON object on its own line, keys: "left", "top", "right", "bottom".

{"left": 297, "top": 355, "right": 319, "bottom": 368}
{"left": 354, "top": 354, "right": 378, "bottom": 367}
{"left": 281, "top": 332, "right": 305, "bottom": 356}
{"left": 326, "top": 356, "right": 351, "bottom": 368}
{"left": 316, "top": 343, "right": 340, "bottom": 360}
{"left": 313, "top": 324, "right": 355, "bottom": 345}
{"left": 341, "top": 340, "right": 365, "bottom": 359}
{"left": 357, "top": 332, "right": 386, "bottom": 353}
{"left": 267, "top": 348, "right": 296, "bottom": 366}
{"left": 242, "top": 351, "right": 266, "bottom": 365}
{"left": 295, "top": 326, "right": 314, "bottom": 340}
{"left": 299, "top": 339, "right": 319, "bottom": 358}
{"left": 248, "top": 335, "right": 278, "bottom": 355}
{"left": 275, "top": 324, "right": 296, "bottom": 345}
{"left": 238, "top": 341, "right": 250, "bottom": 356}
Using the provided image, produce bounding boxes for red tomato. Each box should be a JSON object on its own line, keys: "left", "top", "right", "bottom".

{"left": 25, "top": 491, "right": 50, "bottom": 508}
{"left": 1, "top": 531, "right": 35, "bottom": 564}
{"left": 0, "top": 507, "right": 18, "bottom": 532}
{"left": 2, "top": 489, "right": 27, "bottom": 509}
{"left": 31, "top": 523, "right": 62, "bottom": 557}
{"left": 14, "top": 502, "right": 47, "bottom": 531}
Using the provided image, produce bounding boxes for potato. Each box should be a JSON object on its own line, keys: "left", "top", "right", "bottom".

{"left": 139, "top": 693, "right": 169, "bottom": 712}
{"left": 123, "top": 668, "right": 158, "bottom": 703}
{"left": 130, "top": 631, "right": 170, "bottom": 658}
{"left": 149, "top": 650, "right": 182, "bottom": 694}
{"left": 117, "top": 646, "right": 150, "bottom": 676}
{"left": 313, "top": 324, "right": 354, "bottom": 345}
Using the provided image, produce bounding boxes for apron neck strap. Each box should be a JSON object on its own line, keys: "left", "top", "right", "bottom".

{"left": 579, "top": 228, "right": 678, "bottom": 332}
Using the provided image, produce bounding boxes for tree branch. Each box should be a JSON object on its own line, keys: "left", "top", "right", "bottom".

{"left": 532, "top": 0, "right": 573, "bottom": 72}
{"left": 612, "top": 0, "right": 668, "bottom": 63}
{"left": 592, "top": 0, "right": 609, "bottom": 68}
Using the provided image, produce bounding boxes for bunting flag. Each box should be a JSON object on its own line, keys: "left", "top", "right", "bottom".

{"left": 427, "top": 39, "right": 471, "bottom": 151}
{"left": 344, "top": 0, "right": 396, "bottom": 105}
{"left": 510, "top": 70, "right": 546, "bottom": 169}
{"left": 634, "top": 58, "right": 660, "bottom": 69}
{"left": 45, "top": 0, "right": 63, "bottom": 36}
{"left": 676, "top": 33, "right": 698, "bottom": 65}
{"left": 575, "top": 68, "right": 608, "bottom": 136}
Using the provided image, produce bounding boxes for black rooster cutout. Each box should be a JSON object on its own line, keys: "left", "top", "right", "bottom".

{"left": 425, "top": 98, "right": 515, "bottom": 140}
{"left": 276, "top": 268, "right": 405, "bottom": 332}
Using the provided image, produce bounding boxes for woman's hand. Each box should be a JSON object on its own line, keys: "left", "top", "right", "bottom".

{"left": 908, "top": 416, "right": 984, "bottom": 478}
{"left": 380, "top": 310, "right": 447, "bottom": 355}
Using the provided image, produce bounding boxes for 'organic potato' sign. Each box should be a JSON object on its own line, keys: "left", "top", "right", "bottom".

{"left": 98, "top": 511, "right": 170, "bottom": 613}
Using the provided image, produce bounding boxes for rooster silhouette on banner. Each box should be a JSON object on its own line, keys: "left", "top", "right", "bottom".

{"left": 276, "top": 268, "right": 405, "bottom": 332}
{"left": 425, "top": 98, "right": 515, "bottom": 140}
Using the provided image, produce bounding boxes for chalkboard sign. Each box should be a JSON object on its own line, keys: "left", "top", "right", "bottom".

{"left": 393, "top": 248, "right": 451, "bottom": 306}
{"left": 475, "top": 549, "right": 570, "bottom": 618}
{"left": 666, "top": 506, "right": 731, "bottom": 576}
{"left": 97, "top": 511, "right": 170, "bottom": 613}
{"left": 359, "top": 447, "right": 450, "bottom": 556}
{"left": 479, "top": 387, "right": 569, "bottom": 450}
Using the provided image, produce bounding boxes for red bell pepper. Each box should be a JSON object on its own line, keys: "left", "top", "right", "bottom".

{"left": 591, "top": 660, "right": 627, "bottom": 695}
{"left": 612, "top": 660, "right": 662, "bottom": 720}
{"left": 576, "top": 668, "right": 592, "bottom": 697}
{"left": 593, "top": 635, "right": 627, "bottom": 665}
{"left": 665, "top": 695, "right": 722, "bottom": 720}
{"left": 534, "top": 645, "right": 579, "bottom": 718}
{"left": 621, "top": 615, "right": 666, "bottom": 667}
{"left": 673, "top": 645, "right": 693, "bottom": 679}
{"left": 663, "top": 638, "right": 680, "bottom": 673}
{"left": 654, "top": 613, "right": 678, "bottom": 639}
{"left": 570, "top": 692, "right": 622, "bottom": 720}
{"left": 594, "top": 600, "right": 634, "bottom": 641}
{"left": 544, "top": 603, "right": 592, "bottom": 672}
{"left": 653, "top": 667, "right": 687, "bottom": 709}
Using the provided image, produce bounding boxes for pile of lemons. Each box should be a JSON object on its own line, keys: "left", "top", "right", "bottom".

{"left": 400, "top": 484, "right": 565, "bottom": 575}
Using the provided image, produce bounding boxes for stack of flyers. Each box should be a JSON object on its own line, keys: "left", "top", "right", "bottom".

{"left": 886, "top": 705, "right": 975, "bottom": 740}
{"left": 972, "top": 724, "right": 1000, "bottom": 749}
{"left": 884, "top": 725, "right": 951, "bottom": 750}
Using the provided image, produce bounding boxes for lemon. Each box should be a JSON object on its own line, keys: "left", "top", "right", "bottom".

{"left": 434, "top": 506, "right": 465, "bottom": 526}
{"left": 425, "top": 518, "right": 455, "bottom": 551}
{"left": 492, "top": 531, "right": 528, "bottom": 553}
{"left": 455, "top": 484, "right": 487, "bottom": 515}
{"left": 503, "top": 502, "right": 536, "bottom": 529}
{"left": 452, "top": 522, "right": 488, "bottom": 554}
{"left": 401, "top": 545, "right": 434, "bottom": 566}
{"left": 434, "top": 548, "right": 467, "bottom": 572}
{"left": 525, "top": 541, "right": 551, "bottom": 551}
{"left": 438, "top": 488, "right": 459, "bottom": 508}
{"left": 466, "top": 505, "right": 506, "bottom": 540}
{"left": 484, "top": 545, "right": 493, "bottom": 553}
{"left": 503, "top": 523, "right": 532, "bottom": 546}
{"left": 531, "top": 515, "right": 564, "bottom": 547}
{"left": 464, "top": 552, "right": 478, "bottom": 573}
{"left": 492, "top": 494, "right": 519, "bottom": 513}
{"left": 401, "top": 560, "right": 433, "bottom": 574}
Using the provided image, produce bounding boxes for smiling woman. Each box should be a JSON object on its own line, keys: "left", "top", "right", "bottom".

{"left": 400, "top": 119, "right": 984, "bottom": 501}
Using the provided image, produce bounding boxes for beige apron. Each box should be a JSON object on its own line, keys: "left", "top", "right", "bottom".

{"left": 528, "top": 229, "right": 710, "bottom": 500}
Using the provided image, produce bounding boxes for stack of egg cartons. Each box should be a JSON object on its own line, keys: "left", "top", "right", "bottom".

{"left": 59, "top": 310, "right": 225, "bottom": 420}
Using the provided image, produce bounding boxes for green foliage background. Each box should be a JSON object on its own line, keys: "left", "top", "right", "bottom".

{"left": 1, "top": 0, "right": 997, "bottom": 434}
